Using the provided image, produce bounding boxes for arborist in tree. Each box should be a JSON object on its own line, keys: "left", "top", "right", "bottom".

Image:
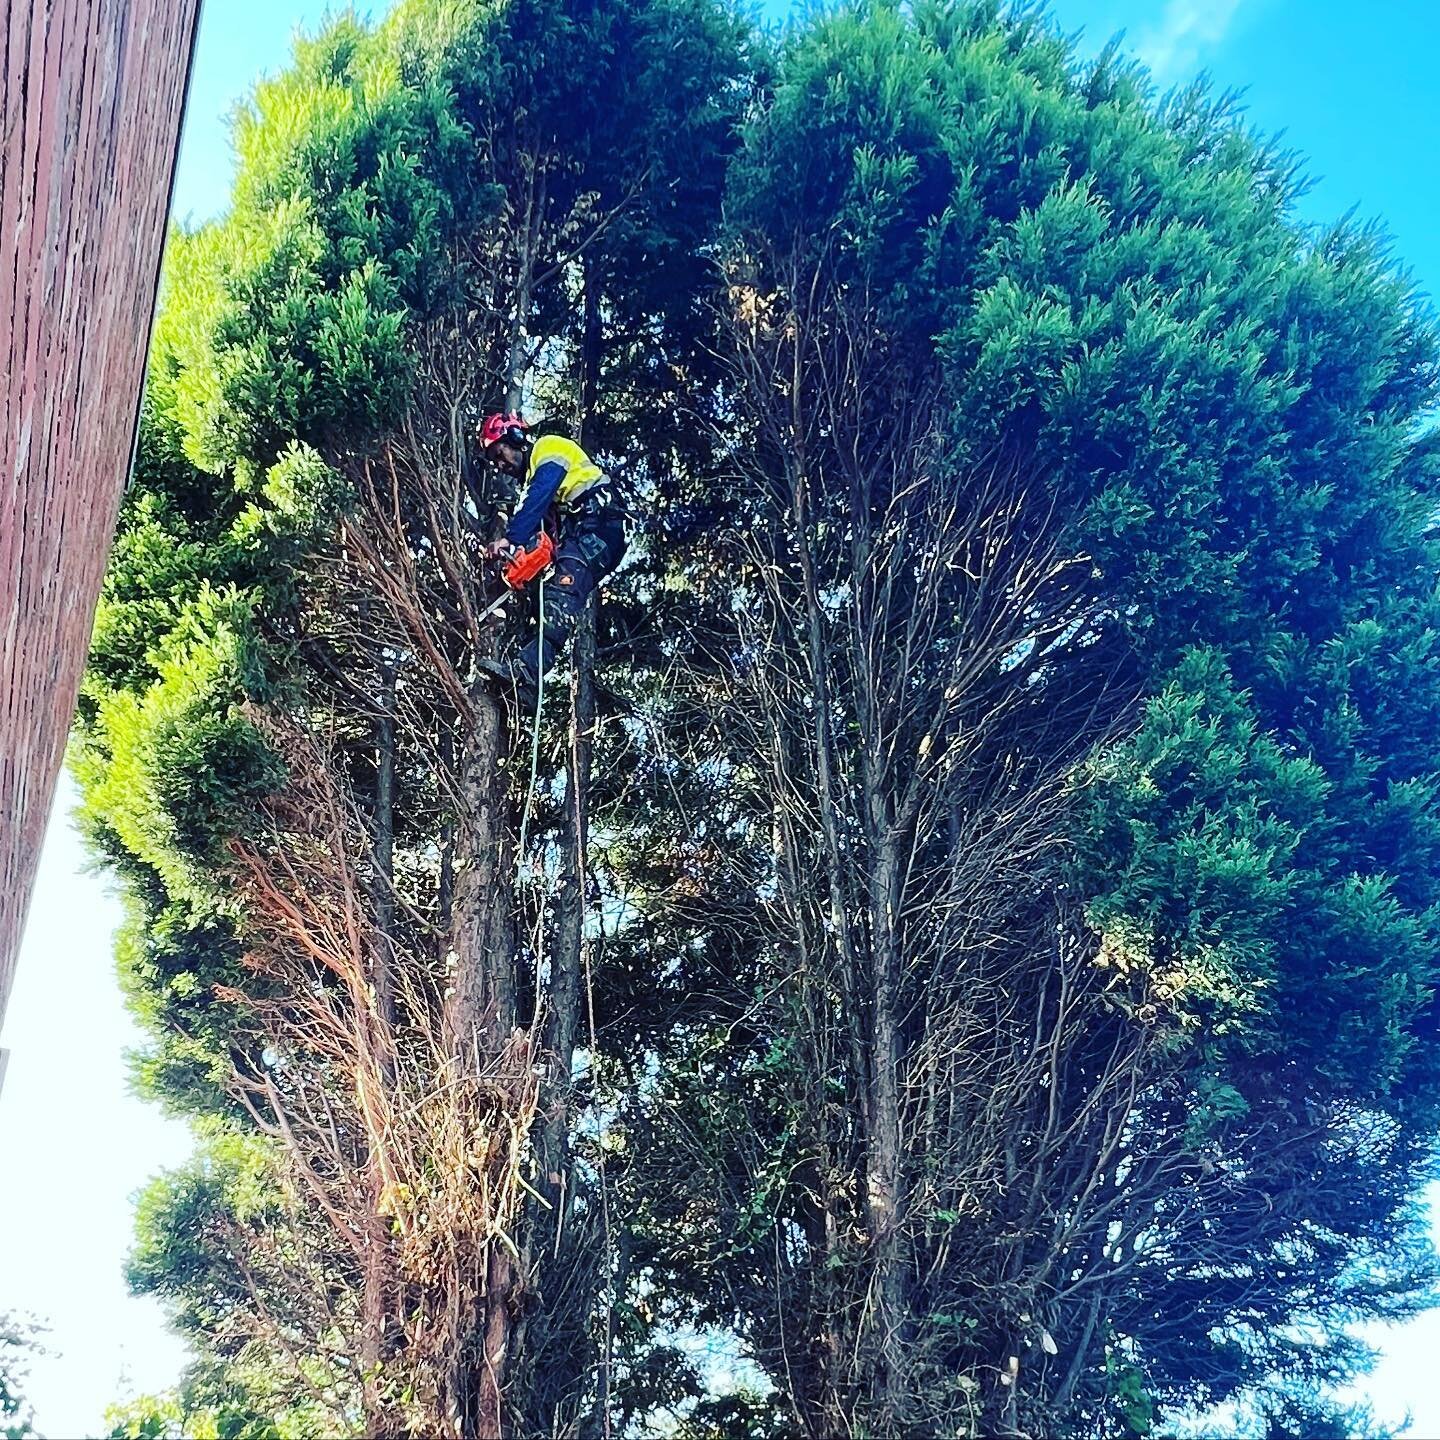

{"left": 475, "top": 411, "right": 628, "bottom": 709}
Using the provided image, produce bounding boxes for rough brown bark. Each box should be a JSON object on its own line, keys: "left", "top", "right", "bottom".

{"left": 360, "top": 1171, "right": 401, "bottom": 1439}
{"left": 444, "top": 692, "right": 520, "bottom": 1438}
{"left": 445, "top": 695, "right": 518, "bottom": 1051}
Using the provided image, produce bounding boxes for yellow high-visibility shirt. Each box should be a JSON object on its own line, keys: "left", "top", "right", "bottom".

{"left": 505, "top": 434, "right": 610, "bottom": 545}
{"left": 530, "top": 434, "right": 607, "bottom": 503}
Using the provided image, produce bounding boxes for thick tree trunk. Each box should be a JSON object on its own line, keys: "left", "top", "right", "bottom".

{"left": 540, "top": 260, "right": 601, "bottom": 1202}
{"left": 446, "top": 162, "right": 552, "bottom": 1439}
{"left": 360, "top": 1172, "right": 401, "bottom": 1439}
{"left": 445, "top": 694, "right": 517, "bottom": 1049}
{"left": 445, "top": 690, "right": 520, "bottom": 1438}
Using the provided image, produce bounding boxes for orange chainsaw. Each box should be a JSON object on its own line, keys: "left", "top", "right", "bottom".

{"left": 479, "top": 531, "right": 555, "bottom": 622}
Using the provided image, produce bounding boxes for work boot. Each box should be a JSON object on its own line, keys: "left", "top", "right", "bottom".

{"left": 476, "top": 657, "right": 540, "bottom": 716}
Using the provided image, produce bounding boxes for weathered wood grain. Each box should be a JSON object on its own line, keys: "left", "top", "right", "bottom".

{"left": 0, "top": 0, "right": 201, "bottom": 1037}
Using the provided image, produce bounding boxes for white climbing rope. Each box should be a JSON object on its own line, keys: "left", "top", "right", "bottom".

{"left": 516, "top": 570, "right": 546, "bottom": 874}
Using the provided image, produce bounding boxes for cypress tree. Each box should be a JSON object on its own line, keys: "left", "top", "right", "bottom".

{"left": 78, "top": 3, "right": 746, "bottom": 1433}
{"left": 618, "top": 4, "right": 1440, "bottom": 1434}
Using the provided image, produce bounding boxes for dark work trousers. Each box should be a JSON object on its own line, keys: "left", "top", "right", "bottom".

{"left": 515, "top": 499, "right": 627, "bottom": 687}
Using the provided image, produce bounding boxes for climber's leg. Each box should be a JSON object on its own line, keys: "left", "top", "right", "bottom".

{"left": 513, "top": 512, "right": 625, "bottom": 687}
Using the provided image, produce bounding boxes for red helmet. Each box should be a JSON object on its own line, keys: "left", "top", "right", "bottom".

{"left": 479, "top": 411, "right": 528, "bottom": 451}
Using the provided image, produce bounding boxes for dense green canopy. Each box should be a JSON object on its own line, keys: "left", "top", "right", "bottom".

{"left": 76, "top": 2, "right": 1440, "bottom": 1436}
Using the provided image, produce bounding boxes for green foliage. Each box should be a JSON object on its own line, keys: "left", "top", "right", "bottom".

{"left": 128, "top": 1125, "right": 285, "bottom": 1332}
{"left": 81, "top": 592, "right": 281, "bottom": 883}
{"left": 1075, "top": 647, "right": 1321, "bottom": 1017}
{"left": 1072, "top": 636, "right": 1440, "bottom": 1098}
{"left": 121, "top": 1125, "right": 355, "bottom": 1431}
{"left": 109, "top": 895, "right": 251, "bottom": 1114}
{"left": 0, "top": 1314, "right": 43, "bottom": 1440}
{"left": 743, "top": 0, "right": 1439, "bottom": 1050}
{"left": 1257, "top": 1392, "right": 1398, "bottom": 1440}
{"left": 104, "top": 1392, "right": 256, "bottom": 1440}
{"left": 1105, "top": 1348, "right": 1155, "bottom": 1438}
{"left": 259, "top": 442, "right": 354, "bottom": 545}
{"left": 104, "top": 1385, "right": 329, "bottom": 1440}
{"left": 158, "top": 17, "right": 476, "bottom": 475}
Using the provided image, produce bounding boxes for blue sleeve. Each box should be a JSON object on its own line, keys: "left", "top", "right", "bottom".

{"left": 505, "top": 460, "right": 567, "bottom": 546}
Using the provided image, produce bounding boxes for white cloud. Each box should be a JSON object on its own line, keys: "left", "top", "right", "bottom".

{"left": 1134, "top": 0, "right": 1245, "bottom": 83}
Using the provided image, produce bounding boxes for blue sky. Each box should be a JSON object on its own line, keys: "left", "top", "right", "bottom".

{"left": 1072, "top": 0, "right": 1440, "bottom": 306}
{"left": 169, "top": 0, "right": 1440, "bottom": 319}
{"left": 3, "top": 0, "right": 1439, "bottom": 1434}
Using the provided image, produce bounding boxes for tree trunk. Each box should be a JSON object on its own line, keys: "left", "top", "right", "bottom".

{"left": 373, "top": 652, "right": 398, "bottom": 1045}
{"left": 438, "top": 718, "right": 455, "bottom": 938}
{"left": 445, "top": 694, "right": 517, "bottom": 1050}
{"left": 540, "top": 258, "right": 602, "bottom": 1202}
{"left": 503, "top": 167, "right": 546, "bottom": 412}
{"left": 478, "top": 1243, "right": 517, "bottom": 1440}
{"left": 539, "top": 626, "right": 592, "bottom": 1199}
{"left": 866, "top": 837, "right": 908, "bottom": 1419}
{"left": 514, "top": 253, "right": 604, "bottom": 1437}
{"left": 445, "top": 691, "right": 520, "bottom": 1438}
{"left": 360, "top": 1172, "right": 401, "bottom": 1439}
{"left": 787, "top": 333, "right": 873, "bottom": 1150}
{"left": 360, "top": 643, "right": 401, "bottom": 1437}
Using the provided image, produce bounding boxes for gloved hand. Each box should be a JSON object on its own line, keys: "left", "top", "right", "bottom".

{"left": 486, "top": 538, "right": 518, "bottom": 564}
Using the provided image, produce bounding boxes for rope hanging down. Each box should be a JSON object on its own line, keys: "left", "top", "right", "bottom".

{"left": 505, "top": 575, "right": 617, "bottom": 1427}
{"left": 516, "top": 571, "right": 546, "bottom": 873}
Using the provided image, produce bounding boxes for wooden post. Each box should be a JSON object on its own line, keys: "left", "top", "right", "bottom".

{"left": 0, "top": 0, "right": 202, "bottom": 1035}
